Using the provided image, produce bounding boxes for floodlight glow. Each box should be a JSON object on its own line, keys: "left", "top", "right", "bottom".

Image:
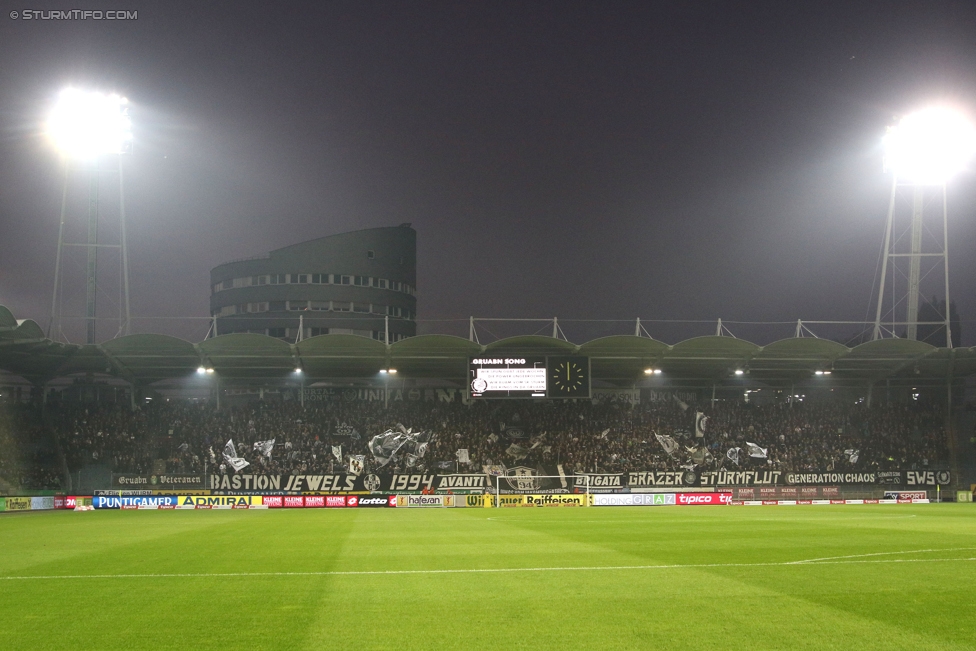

{"left": 884, "top": 107, "right": 976, "bottom": 184}
{"left": 387, "top": 369, "right": 397, "bottom": 374}
{"left": 45, "top": 88, "right": 132, "bottom": 159}
{"left": 815, "top": 370, "right": 824, "bottom": 375}
{"left": 734, "top": 369, "right": 744, "bottom": 376}
{"left": 205, "top": 368, "right": 215, "bottom": 374}
{"left": 197, "top": 366, "right": 206, "bottom": 374}
{"left": 294, "top": 368, "right": 303, "bottom": 374}
{"left": 644, "top": 368, "right": 653, "bottom": 374}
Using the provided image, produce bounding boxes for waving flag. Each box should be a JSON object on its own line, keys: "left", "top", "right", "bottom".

{"left": 222, "top": 439, "right": 249, "bottom": 471}
{"left": 655, "top": 433, "right": 679, "bottom": 457}
{"left": 746, "top": 442, "right": 767, "bottom": 459}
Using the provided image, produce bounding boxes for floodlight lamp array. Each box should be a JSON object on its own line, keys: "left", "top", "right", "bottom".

{"left": 46, "top": 87, "right": 132, "bottom": 159}
{"left": 883, "top": 107, "right": 976, "bottom": 184}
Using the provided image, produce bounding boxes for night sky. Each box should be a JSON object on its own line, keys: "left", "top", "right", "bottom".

{"left": 1, "top": 1, "right": 976, "bottom": 345}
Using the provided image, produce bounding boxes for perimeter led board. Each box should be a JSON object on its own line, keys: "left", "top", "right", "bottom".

{"left": 468, "top": 356, "right": 590, "bottom": 399}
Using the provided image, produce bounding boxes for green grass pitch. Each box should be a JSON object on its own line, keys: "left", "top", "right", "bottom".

{"left": 1, "top": 504, "right": 974, "bottom": 650}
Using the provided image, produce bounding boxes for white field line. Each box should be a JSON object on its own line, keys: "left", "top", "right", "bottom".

{"left": 2, "top": 551, "right": 975, "bottom": 581}
{"left": 786, "top": 547, "right": 976, "bottom": 564}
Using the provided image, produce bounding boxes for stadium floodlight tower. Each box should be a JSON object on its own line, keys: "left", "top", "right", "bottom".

{"left": 872, "top": 106, "right": 976, "bottom": 346}
{"left": 46, "top": 88, "right": 133, "bottom": 344}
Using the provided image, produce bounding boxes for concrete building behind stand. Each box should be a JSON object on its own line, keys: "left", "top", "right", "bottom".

{"left": 209, "top": 224, "right": 416, "bottom": 342}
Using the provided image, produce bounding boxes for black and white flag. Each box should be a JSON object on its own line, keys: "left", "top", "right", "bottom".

{"left": 746, "top": 442, "right": 767, "bottom": 459}
{"left": 655, "top": 433, "right": 680, "bottom": 457}
{"left": 348, "top": 455, "right": 365, "bottom": 475}
{"left": 332, "top": 445, "right": 342, "bottom": 462}
{"left": 695, "top": 412, "right": 708, "bottom": 439}
{"left": 727, "top": 447, "right": 742, "bottom": 466}
{"left": 456, "top": 449, "right": 470, "bottom": 464}
{"left": 253, "top": 439, "right": 275, "bottom": 458}
{"left": 844, "top": 449, "right": 860, "bottom": 464}
{"left": 222, "top": 439, "right": 250, "bottom": 472}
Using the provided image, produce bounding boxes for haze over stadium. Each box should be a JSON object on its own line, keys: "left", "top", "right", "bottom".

{"left": 2, "top": 3, "right": 976, "bottom": 651}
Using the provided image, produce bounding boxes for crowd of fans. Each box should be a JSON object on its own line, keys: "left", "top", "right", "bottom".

{"left": 4, "top": 394, "right": 946, "bottom": 488}
{"left": 0, "top": 392, "right": 952, "bottom": 491}
{"left": 0, "top": 404, "right": 62, "bottom": 490}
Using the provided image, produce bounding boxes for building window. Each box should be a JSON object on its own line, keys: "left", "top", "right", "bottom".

{"left": 311, "top": 274, "right": 321, "bottom": 284}
{"left": 295, "top": 274, "right": 309, "bottom": 284}
{"left": 333, "top": 301, "right": 351, "bottom": 312}
{"left": 340, "top": 275, "right": 352, "bottom": 285}
{"left": 354, "top": 275, "right": 369, "bottom": 286}
{"left": 310, "top": 327, "right": 327, "bottom": 336}
{"left": 268, "top": 328, "right": 286, "bottom": 338}
{"left": 353, "top": 302, "right": 370, "bottom": 313}
{"left": 288, "top": 300, "right": 308, "bottom": 311}
{"left": 376, "top": 278, "right": 388, "bottom": 289}
{"left": 367, "top": 250, "right": 374, "bottom": 259}
{"left": 269, "top": 301, "right": 286, "bottom": 312}
{"left": 310, "top": 301, "right": 329, "bottom": 311}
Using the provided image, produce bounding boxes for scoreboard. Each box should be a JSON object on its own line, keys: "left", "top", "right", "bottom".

{"left": 468, "top": 356, "right": 590, "bottom": 399}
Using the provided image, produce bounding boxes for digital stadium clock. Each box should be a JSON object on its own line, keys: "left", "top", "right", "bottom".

{"left": 468, "top": 356, "right": 590, "bottom": 399}
{"left": 546, "top": 356, "right": 590, "bottom": 398}
{"left": 548, "top": 357, "right": 590, "bottom": 398}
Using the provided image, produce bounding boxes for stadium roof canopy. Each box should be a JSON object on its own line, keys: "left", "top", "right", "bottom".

{"left": 2, "top": 305, "right": 975, "bottom": 387}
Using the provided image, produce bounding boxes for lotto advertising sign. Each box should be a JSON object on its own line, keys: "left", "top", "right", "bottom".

{"left": 351, "top": 495, "right": 397, "bottom": 508}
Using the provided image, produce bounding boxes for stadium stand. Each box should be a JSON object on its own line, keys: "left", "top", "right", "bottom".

{"left": 0, "top": 397, "right": 950, "bottom": 491}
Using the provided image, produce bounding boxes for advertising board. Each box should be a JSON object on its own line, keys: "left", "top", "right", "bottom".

{"left": 6, "top": 497, "right": 32, "bottom": 511}
{"left": 675, "top": 493, "right": 732, "bottom": 505}
{"left": 883, "top": 491, "right": 927, "bottom": 500}
{"left": 397, "top": 495, "right": 455, "bottom": 507}
{"left": 94, "top": 495, "right": 262, "bottom": 509}
{"left": 592, "top": 493, "right": 675, "bottom": 506}
{"left": 498, "top": 494, "right": 589, "bottom": 507}
{"left": 30, "top": 497, "right": 55, "bottom": 511}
